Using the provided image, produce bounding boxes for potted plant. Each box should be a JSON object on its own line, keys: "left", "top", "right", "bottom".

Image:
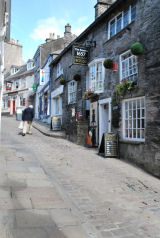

{"left": 60, "top": 78, "right": 66, "bottom": 85}
{"left": 83, "top": 88, "right": 97, "bottom": 100}
{"left": 116, "top": 79, "right": 139, "bottom": 98}
{"left": 103, "top": 59, "right": 113, "bottom": 69}
{"left": 130, "top": 42, "right": 144, "bottom": 55}
{"left": 73, "top": 74, "right": 81, "bottom": 81}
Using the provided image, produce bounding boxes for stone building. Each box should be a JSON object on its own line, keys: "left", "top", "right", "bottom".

{"left": 49, "top": 0, "right": 160, "bottom": 177}
{"left": 4, "top": 39, "right": 23, "bottom": 75}
{"left": 3, "top": 60, "right": 35, "bottom": 115}
{"left": 33, "top": 24, "right": 76, "bottom": 119}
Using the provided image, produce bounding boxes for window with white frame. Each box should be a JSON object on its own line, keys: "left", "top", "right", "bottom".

{"left": 15, "top": 80, "right": 19, "bottom": 89}
{"left": 56, "top": 63, "right": 63, "bottom": 78}
{"left": 27, "top": 61, "right": 34, "bottom": 71}
{"left": 108, "top": 5, "right": 136, "bottom": 39}
{"left": 68, "top": 80, "right": 77, "bottom": 104}
{"left": 120, "top": 50, "right": 138, "bottom": 82}
{"left": 11, "top": 67, "right": 19, "bottom": 75}
{"left": 122, "top": 97, "right": 145, "bottom": 141}
{"left": 19, "top": 96, "right": 23, "bottom": 106}
{"left": 22, "top": 79, "right": 26, "bottom": 88}
{"left": 88, "top": 59, "right": 104, "bottom": 93}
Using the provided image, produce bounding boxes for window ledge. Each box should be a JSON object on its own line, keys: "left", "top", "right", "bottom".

{"left": 104, "top": 21, "right": 135, "bottom": 45}
{"left": 120, "top": 139, "right": 145, "bottom": 145}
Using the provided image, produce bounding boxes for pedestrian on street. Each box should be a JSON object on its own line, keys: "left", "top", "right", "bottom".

{"left": 22, "top": 105, "right": 34, "bottom": 136}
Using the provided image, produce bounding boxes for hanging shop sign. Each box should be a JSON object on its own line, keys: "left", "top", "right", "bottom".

{"left": 33, "top": 83, "right": 37, "bottom": 92}
{"left": 6, "top": 81, "right": 12, "bottom": 91}
{"left": 40, "top": 69, "right": 45, "bottom": 86}
{"left": 72, "top": 45, "right": 88, "bottom": 65}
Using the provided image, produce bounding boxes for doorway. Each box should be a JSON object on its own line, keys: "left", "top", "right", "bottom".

{"left": 13, "top": 100, "right": 15, "bottom": 115}
{"left": 98, "top": 98, "right": 111, "bottom": 146}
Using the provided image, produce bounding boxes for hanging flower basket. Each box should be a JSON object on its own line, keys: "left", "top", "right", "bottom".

{"left": 83, "top": 89, "right": 98, "bottom": 100}
{"left": 116, "top": 79, "right": 139, "bottom": 98}
{"left": 73, "top": 74, "right": 81, "bottom": 81}
{"left": 60, "top": 78, "right": 66, "bottom": 85}
{"left": 103, "top": 59, "right": 113, "bottom": 69}
{"left": 130, "top": 42, "right": 144, "bottom": 55}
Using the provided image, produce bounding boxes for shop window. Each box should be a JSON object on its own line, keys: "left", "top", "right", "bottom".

{"left": 120, "top": 50, "right": 138, "bottom": 82}
{"left": 108, "top": 5, "right": 136, "bottom": 39}
{"left": 122, "top": 97, "right": 145, "bottom": 141}
{"left": 88, "top": 59, "right": 105, "bottom": 93}
{"left": 68, "top": 80, "right": 77, "bottom": 104}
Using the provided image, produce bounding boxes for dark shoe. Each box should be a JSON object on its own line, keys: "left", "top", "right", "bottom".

{"left": 22, "top": 133, "right": 25, "bottom": 136}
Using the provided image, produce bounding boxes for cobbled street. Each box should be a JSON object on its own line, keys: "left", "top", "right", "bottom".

{"left": 0, "top": 116, "right": 160, "bottom": 238}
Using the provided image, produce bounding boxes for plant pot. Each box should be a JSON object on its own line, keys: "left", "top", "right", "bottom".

{"left": 73, "top": 74, "right": 81, "bottom": 81}
{"left": 103, "top": 59, "right": 113, "bottom": 69}
{"left": 131, "top": 42, "right": 143, "bottom": 55}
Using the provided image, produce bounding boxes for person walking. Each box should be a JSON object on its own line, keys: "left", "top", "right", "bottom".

{"left": 22, "top": 105, "right": 34, "bottom": 136}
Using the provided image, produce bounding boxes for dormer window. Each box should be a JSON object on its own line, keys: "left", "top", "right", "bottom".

{"left": 11, "top": 67, "right": 19, "bottom": 75}
{"left": 27, "top": 61, "right": 34, "bottom": 71}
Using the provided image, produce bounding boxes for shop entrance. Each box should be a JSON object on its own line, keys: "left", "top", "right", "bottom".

{"left": 99, "top": 98, "right": 111, "bottom": 146}
{"left": 13, "top": 100, "right": 15, "bottom": 115}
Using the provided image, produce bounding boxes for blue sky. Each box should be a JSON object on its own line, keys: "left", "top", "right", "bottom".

{"left": 11, "top": 0, "right": 97, "bottom": 62}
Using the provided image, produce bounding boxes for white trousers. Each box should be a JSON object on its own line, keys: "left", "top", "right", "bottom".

{"left": 23, "top": 121, "right": 32, "bottom": 134}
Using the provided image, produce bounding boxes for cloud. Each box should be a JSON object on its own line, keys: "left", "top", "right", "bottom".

{"left": 30, "top": 17, "right": 66, "bottom": 42}
{"left": 30, "top": 16, "right": 89, "bottom": 42}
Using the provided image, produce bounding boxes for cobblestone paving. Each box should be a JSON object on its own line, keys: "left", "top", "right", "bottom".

{"left": 1, "top": 117, "right": 160, "bottom": 238}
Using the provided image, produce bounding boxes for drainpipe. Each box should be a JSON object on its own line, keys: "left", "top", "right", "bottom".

{"left": 49, "top": 54, "right": 52, "bottom": 122}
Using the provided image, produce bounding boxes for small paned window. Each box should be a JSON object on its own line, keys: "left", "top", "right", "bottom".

{"left": 15, "top": 81, "right": 19, "bottom": 89}
{"left": 108, "top": 5, "right": 136, "bottom": 39}
{"left": 122, "top": 97, "right": 145, "bottom": 141}
{"left": 120, "top": 50, "right": 138, "bottom": 82}
{"left": 89, "top": 59, "right": 104, "bottom": 93}
{"left": 19, "top": 96, "right": 23, "bottom": 106}
{"left": 68, "top": 80, "right": 77, "bottom": 104}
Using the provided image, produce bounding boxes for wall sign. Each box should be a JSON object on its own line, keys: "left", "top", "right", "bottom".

{"left": 40, "top": 69, "right": 45, "bottom": 86}
{"left": 6, "top": 81, "right": 12, "bottom": 91}
{"left": 72, "top": 45, "right": 88, "bottom": 65}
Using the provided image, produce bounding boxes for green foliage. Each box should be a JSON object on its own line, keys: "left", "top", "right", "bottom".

{"left": 116, "top": 81, "right": 138, "bottom": 98}
{"left": 103, "top": 59, "right": 113, "bottom": 69}
{"left": 131, "top": 42, "right": 143, "bottom": 55}
{"left": 60, "top": 78, "right": 66, "bottom": 85}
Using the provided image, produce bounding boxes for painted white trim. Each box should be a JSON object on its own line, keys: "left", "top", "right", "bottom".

{"left": 122, "top": 96, "right": 145, "bottom": 142}
{"left": 98, "top": 97, "right": 112, "bottom": 146}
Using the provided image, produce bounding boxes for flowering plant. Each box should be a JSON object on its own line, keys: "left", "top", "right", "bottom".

{"left": 116, "top": 79, "right": 138, "bottom": 98}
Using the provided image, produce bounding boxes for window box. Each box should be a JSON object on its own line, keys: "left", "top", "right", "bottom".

{"left": 83, "top": 89, "right": 98, "bottom": 100}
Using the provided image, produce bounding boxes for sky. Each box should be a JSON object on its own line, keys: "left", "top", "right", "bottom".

{"left": 11, "top": 0, "right": 97, "bottom": 63}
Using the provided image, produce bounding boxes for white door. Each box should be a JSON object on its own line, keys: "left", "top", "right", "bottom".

{"left": 99, "top": 98, "right": 111, "bottom": 146}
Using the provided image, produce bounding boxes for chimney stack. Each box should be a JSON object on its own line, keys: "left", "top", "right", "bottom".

{"left": 94, "top": 0, "right": 116, "bottom": 19}
{"left": 64, "top": 23, "right": 71, "bottom": 36}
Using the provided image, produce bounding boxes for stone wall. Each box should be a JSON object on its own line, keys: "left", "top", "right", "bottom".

{"left": 4, "top": 41, "right": 23, "bottom": 74}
